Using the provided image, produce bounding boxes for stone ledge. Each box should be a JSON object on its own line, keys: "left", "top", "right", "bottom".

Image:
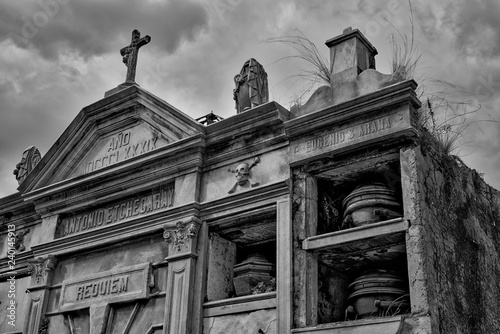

{"left": 292, "top": 316, "right": 402, "bottom": 333}
{"left": 203, "top": 292, "right": 276, "bottom": 317}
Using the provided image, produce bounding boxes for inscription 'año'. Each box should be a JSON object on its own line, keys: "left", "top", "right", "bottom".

{"left": 86, "top": 130, "right": 159, "bottom": 173}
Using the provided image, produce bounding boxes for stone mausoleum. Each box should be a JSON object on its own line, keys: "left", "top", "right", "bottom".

{"left": 1, "top": 28, "right": 499, "bottom": 334}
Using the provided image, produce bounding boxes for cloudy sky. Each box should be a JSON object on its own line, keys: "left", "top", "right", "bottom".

{"left": 0, "top": 0, "right": 499, "bottom": 198}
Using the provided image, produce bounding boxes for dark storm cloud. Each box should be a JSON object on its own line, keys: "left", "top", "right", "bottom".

{"left": 0, "top": 0, "right": 208, "bottom": 59}
{"left": 443, "top": 0, "right": 500, "bottom": 59}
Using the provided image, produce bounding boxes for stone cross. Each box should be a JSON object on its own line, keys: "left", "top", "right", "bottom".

{"left": 120, "top": 29, "right": 151, "bottom": 83}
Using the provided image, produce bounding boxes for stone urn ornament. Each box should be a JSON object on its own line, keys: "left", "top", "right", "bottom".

{"left": 346, "top": 269, "right": 409, "bottom": 318}
{"left": 342, "top": 183, "right": 402, "bottom": 228}
{"left": 233, "top": 253, "right": 275, "bottom": 297}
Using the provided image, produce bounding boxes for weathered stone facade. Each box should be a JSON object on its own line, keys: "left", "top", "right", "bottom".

{"left": 1, "top": 28, "right": 499, "bottom": 334}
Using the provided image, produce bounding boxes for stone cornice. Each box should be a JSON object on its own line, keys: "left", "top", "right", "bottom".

{"left": 284, "top": 80, "right": 420, "bottom": 139}
{"left": 22, "top": 135, "right": 205, "bottom": 205}
{"left": 30, "top": 203, "right": 200, "bottom": 258}
{"left": 0, "top": 249, "right": 33, "bottom": 281}
{"left": 200, "top": 180, "right": 288, "bottom": 222}
{"left": 205, "top": 101, "right": 290, "bottom": 147}
{"left": 19, "top": 84, "right": 205, "bottom": 195}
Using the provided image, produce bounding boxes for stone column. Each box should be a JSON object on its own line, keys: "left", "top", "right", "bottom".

{"left": 277, "top": 197, "right": 292, "bottom": 333}
{"left": 292, "top": 172, "right": 318, "bottom": 328}
{"left": 163, "top": 217, "right": 201, "bottom": 334}
{"left": 23, "top": 255, "right": 57, "bottom": 334}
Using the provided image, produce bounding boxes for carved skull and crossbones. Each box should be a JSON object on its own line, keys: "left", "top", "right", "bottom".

{"left": 228, "top": 157, "right": 260, "bottom": 193}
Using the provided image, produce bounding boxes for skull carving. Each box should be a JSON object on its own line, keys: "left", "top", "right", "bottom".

{"left": 236, "top": 163, "right": 250, "bottom": 184}
{"left": 228, "top": 157, "right": 260, "bottom": 194}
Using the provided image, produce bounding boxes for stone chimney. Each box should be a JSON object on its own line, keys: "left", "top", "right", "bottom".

{"left": 325, "top": 27, "right": 378, "bottom": 83}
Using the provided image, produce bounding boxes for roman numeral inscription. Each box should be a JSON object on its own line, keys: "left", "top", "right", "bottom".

{"left": 85, "top": 130, "right": 160, "bottom": 173}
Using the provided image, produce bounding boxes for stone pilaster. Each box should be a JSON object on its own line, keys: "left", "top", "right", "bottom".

{"left": 292, "top": 172, "right": 318, "bottom": 327}
{"left": 163, "top": 217, "right": 201, "bottom": 334}
{"left": 277, "top": 197, "right": 292, "bottom": 333}
{"left": 23, "top": 255, "right": 57, "bottom": 334}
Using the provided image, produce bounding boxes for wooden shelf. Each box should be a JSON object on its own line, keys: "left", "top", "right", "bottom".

{"left": 303, "top": 218, "right": 408, "bottom": 251}
{"left": 302, "top": 218, "right": 409, "bottom": 272}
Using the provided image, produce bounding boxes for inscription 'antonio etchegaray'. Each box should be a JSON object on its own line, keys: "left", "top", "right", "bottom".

{"left": 58, "top": 185, "right": 174, "bottom": 237}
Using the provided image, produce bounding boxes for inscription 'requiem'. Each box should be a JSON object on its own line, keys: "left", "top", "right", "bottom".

{"left": 59, "top": 185, "right": 174, "bottom": 237}
{"left": 76, "top": 275, "right": 129, "bottom": 300}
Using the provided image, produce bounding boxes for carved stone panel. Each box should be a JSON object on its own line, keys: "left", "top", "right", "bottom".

{"left": 59, "top": 262, "right": 152, "bottom": 312}
{"left": 290, "top": 106, "right": 412, "bottom": 164}
{"left": 55, "top": 184, "right": 174, "bottom": 238}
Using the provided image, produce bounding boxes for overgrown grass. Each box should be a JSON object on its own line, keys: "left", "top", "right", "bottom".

{"left": 264, "top": 0, "right": 493, "bottom": 156}
{"left": 262, "top": 29, "right": 333, "bottom": 106}
{"left": 388, "top": 0, "right": 489, "bottom": 156}
{"left": 387, "top": 0, "right": 422, "bottom": 80}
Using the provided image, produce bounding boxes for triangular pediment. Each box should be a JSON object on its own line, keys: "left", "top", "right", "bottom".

{"left": 21, "top": 85, "right": 205, "bottom": 194}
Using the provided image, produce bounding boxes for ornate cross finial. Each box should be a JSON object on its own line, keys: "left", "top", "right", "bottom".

{"left": 120, "top": 29, "right": 151, "bottom": 83}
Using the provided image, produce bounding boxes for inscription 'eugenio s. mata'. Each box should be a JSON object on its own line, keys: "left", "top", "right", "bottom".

{"left": 58, "top": 184, "right": 174, "bottom": 238}
{"left": 294, "top": 115, "right": 395, "bottom": 154}
{"left": 86, "top": 130, "right": 160, "bottom": 173}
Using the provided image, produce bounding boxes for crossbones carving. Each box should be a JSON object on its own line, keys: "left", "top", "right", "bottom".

{"left": 228, "top": 157, "right": 260, "bottom": 194}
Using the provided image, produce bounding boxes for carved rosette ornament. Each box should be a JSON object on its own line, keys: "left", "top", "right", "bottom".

{"left": 27, "top": 256, "right": 57, "bottom": 285}
{"left": 163, "top": 220, "right": 199, "bottom": 252}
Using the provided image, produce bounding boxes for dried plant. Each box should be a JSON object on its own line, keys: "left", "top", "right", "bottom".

{"left": 387, "top": 0, "right": 422, "bottom": 81}
{"left": 389, "top": 0, "right": 494, "bottom": 156}
{"left": 263, "top": 29, "right": 333, "bottom": 104}
{"left": 251, "top": 278, "right": 276, "bottom": 294}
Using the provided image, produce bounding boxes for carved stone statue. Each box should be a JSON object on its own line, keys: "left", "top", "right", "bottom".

{"left": 13, "top": 146, "right": 41, "bottom": 185}
{"left": 228, "top": 157, "right": 260, "bottom": 194}
{"left": 233, "top": 58, "right": 269, "bottom": 113}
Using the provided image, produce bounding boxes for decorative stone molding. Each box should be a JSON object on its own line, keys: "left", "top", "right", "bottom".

{"left": 15, "top": 228, "right": 30, "bottom": 251}
{"left": 38, "top": 317, "right": 49, "bottom": 334}
{"left": 163, "top": 219, "right": 199, "bottom": 252}
{"left": 27, "top": 256, "right": 57, "bottom": 285}
{"left": 13, "top": 146, "right": 41, "bottom": 185}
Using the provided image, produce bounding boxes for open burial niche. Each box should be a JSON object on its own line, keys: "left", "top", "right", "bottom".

{"left": 313, "top": 157, "right": 410, "bottom": 323}
{"left": 206, "top": 209, "right": 277, "bottom": 302}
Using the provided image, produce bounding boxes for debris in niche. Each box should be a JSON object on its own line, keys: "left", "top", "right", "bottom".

{"left": 251, "top": 278, "right": 276, "bottom": 294}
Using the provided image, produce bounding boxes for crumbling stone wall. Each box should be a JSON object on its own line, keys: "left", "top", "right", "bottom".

{"left": 406, "top": 137, "right": 500, "bottom": 333}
